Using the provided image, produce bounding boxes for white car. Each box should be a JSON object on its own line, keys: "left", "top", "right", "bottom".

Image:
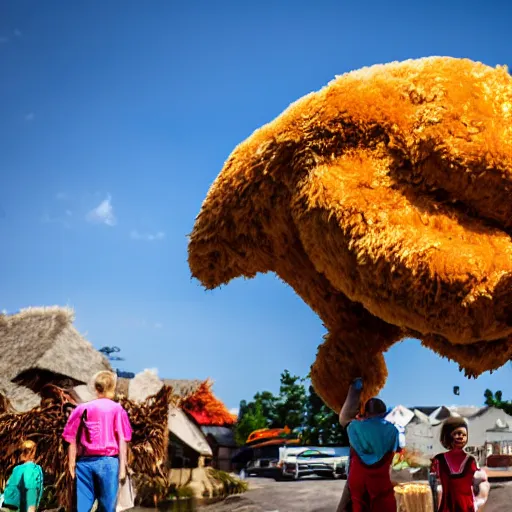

{"left": 273, "top": 446, "right": 350, "bottom": 481}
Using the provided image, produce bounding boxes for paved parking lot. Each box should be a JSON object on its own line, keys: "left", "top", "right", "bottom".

{"left": 204, "top": 477, "right": 346, "bottom": 512}
{"left": 203, "top": 476, "right": 512, "bottom": 512}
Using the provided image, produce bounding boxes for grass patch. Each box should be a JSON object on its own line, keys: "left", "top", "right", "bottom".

{"left": 208, "top": 468, "right": 249, "bottom": 495}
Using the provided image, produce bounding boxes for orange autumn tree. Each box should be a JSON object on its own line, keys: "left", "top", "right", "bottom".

{"left": 181, "top": 379, "right": 237, "bottom": 426}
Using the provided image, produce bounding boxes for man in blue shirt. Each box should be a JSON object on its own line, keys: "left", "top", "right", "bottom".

{"left": 336, "top": 378, "right": 401, "bottom": 512}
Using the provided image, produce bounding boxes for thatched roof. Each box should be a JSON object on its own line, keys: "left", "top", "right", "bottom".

{"left": 114, "top": 377, "right": 202, "bottom": 403}
{"left": 73, "top": 384, "right": 96, "bottom": 403}
{"left": 114, "top": 372, "right": 210, "bottom": 456}
{"left": 129, "top": 369, "right": 164, "bottom": 403}
{"left": 0, "top": 307, "right": 111, "bottom": 408}
{"left": 0, "top": 381, "right": 40, "bottom": 412}
{"left": 163, "top": 379, "right": 202, "bottom": 399}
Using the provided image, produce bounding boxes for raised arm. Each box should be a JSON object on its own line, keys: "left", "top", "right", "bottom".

{"left": 339, "top": 378, "right": 363, "bottom": 428}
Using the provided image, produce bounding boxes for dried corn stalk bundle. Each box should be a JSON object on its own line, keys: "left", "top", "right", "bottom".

{"left": 188, "top": 56, "right": 512, "bottom": 411}
{"left": 0, "top": 384, "right": 172, "bottom": 509}
{"left": 0, "top": 385, "right": 75, "bottom": 510}
{"left": 131, "top": 473, "right": 170, "bottom": 507}
{"left": 0, "top": 393, "right": 13, "bottom": 414}
{"left": 395, "top": 483, "right": 434, "bottom": 512}
{"left": 119, "top": 385, "right": 172, "bottom": 478}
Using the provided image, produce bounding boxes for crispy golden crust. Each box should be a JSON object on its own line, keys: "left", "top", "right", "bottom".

{"left": 188, "top": 57, "right": 512, "bottom": 411}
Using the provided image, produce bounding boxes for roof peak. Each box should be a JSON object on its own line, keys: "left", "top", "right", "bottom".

{"left": 1, "top": 306, "right": 75, "bottom": 323}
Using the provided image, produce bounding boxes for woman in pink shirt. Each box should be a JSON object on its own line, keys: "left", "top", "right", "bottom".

{"left": 62, "top": 371, "right": 132, "bottom": 512}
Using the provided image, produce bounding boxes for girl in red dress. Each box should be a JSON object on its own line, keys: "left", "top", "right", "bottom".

{"left": 430, "top": 417, "right": 490, "bottom": 511}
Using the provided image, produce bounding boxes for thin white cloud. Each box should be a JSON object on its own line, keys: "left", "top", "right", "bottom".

{"left": 14, "top": 29, "right": 22, "bottom": 38}
{"left": 130, "top": 230, "right": 165, "bottom": 241}
{"left": 39, "top": 193, "right": 74, "bottom": 228}
{"left": 25, "top": 112, "right": 34, "bottom": 122}
{"left": 154, "top": 322, "right": 163, "bottom": 329}
{"left": 41, "top": 213, "right": 71, "bottom": 228}
{"left": 86, "top": 195, "right": 116, "bottom": 227}
{"left": 0, "top": 37, "right": 9, "bottom": 44}
{"left": 229, "top": 408, "right": 240, "bottom": 417}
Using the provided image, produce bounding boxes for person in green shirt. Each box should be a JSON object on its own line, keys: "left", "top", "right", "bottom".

{"left": 1, "top": 441, "right": 44, "bottom": 512}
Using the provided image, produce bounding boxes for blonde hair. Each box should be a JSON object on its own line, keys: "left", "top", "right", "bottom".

{"left": 20, "top": 440, "right": 37, "bottom": 460}
{"left": 94, "top": 371, "right": 117, "bottom": 400}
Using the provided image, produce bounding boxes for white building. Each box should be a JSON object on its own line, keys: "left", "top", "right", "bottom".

{"left": 386, "top": 405, "right": 512, "bottom": 465}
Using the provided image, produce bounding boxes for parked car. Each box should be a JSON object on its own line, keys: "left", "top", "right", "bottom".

{"left": 244, "top": 455, "right": 280, "bottom": 477}
{"left": 233, "top": 444, "right": 281, "bottom": 478}
{"left": 272, "top": 447, "right": 349, "bottom": 481}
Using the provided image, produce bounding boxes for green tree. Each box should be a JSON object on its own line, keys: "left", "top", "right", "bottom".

{"left": 234, "top": 401, "right": 268, "bottom": 445}
{"left": 274, "top": 370, "right": 307, "bottom": 430}
{"left": 484, "top": 389, "right": 503, "bottom": 407}
{"left": 253, "top": 391, "right": 279, "bottom": 427}
{"left": 234, "top": 391, "right": 279, "bottom": 445}
{"left": 237, "top": 399, "right": 249, "bottom": 420}
{"left": 484, "top": 389, "right": 512, "bottom": 415}
{"left": 301, "top": 385, "right": 348, "bottom": 446}
{"left": 234, "top": 369, "right": 350, "bottom": 447}
{"left": 234, "top": 372, "right": 306, "bottom": 445}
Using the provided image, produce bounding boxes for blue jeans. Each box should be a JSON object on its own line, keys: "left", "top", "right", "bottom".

{"left": 75, "top": 456, "right": 119, "bottom": 512}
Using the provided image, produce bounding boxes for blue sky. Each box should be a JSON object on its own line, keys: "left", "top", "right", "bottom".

{"left": 1, "top": 0, "right": 512, "bottom": 412}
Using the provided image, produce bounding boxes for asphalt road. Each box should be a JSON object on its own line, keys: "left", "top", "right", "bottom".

{"left": 132, "top": 476, "right": 512, "bottom": 511}
{"left": 202, "top": 477, "right": 512, "bottom": 512}
{"left": 204, "top": 477, "right": 346, "bottom": 512}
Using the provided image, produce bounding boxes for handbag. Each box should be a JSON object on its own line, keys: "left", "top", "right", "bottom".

{"left": 116, "top": 468, "right": 135, "bottom": 512}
